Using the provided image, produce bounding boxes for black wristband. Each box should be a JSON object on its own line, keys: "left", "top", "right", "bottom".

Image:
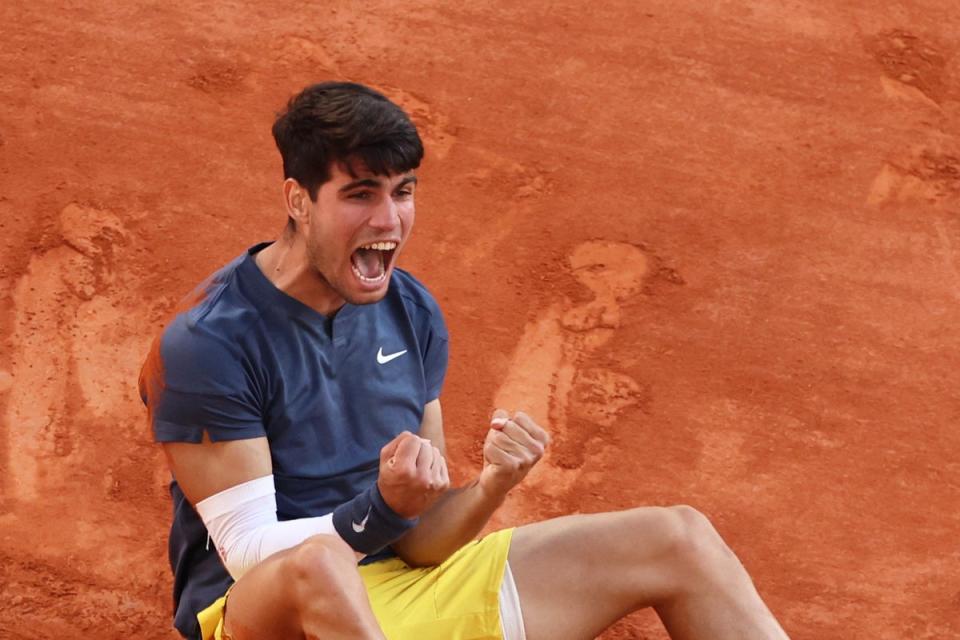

{"left": 332, "top": 482, "right": 418, "bottom": 555}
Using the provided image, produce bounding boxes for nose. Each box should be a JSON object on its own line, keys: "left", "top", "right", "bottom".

{"left": 368, "top": 196, "right": 400, "bottom": 231}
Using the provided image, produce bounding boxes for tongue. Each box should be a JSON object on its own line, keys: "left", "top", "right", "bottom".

{"left": 353, "top": 248, "right": 384, "bottom": 279}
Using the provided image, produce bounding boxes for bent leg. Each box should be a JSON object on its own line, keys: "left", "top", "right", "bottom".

{"left": 223, "top": 534, "right": 386, "bottom": 640}
{"left": 508, "top": 506, "right": 789, "bottom": 640}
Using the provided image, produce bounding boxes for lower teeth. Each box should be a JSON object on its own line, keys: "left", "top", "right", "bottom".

{"left": 353, "top": 265, "right": 385, "bottom": 283}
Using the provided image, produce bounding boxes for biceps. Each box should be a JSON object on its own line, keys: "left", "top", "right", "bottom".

{"left": 418, "top": 399, "right": 446, "bottom": 456}
{"left": 161, "top": 435, "right": 272, "bottom": 505}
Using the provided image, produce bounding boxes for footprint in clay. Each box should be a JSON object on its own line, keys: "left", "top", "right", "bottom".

{"left": 867, "top": 149, "right": 960, "bottom": 208}
{"left": 4, "top": 204, "right": 152, "bottom": 505}
{"left": 490, "top": 240, "right": 650, "bottom": 523}
{"left": 868, "top": 29, "right": 947, "bottom": 109}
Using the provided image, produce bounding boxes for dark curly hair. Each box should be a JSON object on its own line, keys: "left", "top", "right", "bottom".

{"left": 271, "top": 82, "right": 424, "bottom": 202}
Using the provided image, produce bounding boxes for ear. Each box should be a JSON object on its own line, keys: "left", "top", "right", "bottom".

{"left": 282, "top": 179, "right": 312, "bottom": 228}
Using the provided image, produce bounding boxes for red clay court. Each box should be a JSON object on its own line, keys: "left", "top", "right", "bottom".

{"left": 1, "top": 2, "right": 958, "bottom": 638}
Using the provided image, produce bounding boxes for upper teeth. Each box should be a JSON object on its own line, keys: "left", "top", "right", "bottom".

{"left": 361, "top": 241, "right": 397, "bottom": 251}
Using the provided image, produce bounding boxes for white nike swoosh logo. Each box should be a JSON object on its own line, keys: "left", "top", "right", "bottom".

{"left": 352, "top": 507, "right": 372, "bottom": 533}
{"left": 377, "top": 347, "right": 408, "bottom": 365}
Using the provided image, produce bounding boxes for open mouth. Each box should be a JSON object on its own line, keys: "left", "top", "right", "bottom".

{"left": 350, "top": 241, "right": 398, "bottom": 286}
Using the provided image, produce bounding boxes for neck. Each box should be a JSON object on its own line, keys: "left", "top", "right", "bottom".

{"left": 255, "top": 232, "right": 345, "bottom": 317}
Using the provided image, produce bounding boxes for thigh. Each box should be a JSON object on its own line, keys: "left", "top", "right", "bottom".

{"left": 218, "top": 545, "right": 307, "bottom": 640}
{"left": 507, "top": 508, "right": 687, "bottom": 640}
{"left": 359, "top": 529, "right": 514, "bottom": 640}
{"left": 222, "top": 536, "right": 378, "bottom": 640}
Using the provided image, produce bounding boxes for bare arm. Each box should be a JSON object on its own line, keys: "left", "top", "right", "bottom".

{"left": 390, "top": 402, "right": 549, "bottom": 567}
{"left": 390, "top": 400, "right": 502, "bottom": 566}
{"left": 162, "top": 434, "right": 272, "bottom": 505}
{"left": 164, "top": 428, "right": 446, "bottom": 576}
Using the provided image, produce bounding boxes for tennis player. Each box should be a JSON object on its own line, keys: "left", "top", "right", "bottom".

{"left": 140, "top": 81, "right": 790, "bottom": 640}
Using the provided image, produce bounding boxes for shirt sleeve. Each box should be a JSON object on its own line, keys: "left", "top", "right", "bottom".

{"left": 399, "top": 273, "right": 450, "bottom": 404}
{"left": 423, "top": 323, "right": 449, "bottom": 403}
{"left": 140, "top": 314, "right": 266, "bottom": 443}
{"left": 417, "top": 294, "right": 449, "bottom": 403}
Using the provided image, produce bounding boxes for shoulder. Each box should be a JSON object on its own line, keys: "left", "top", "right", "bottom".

{"left": 386, "top": 269, "right": 449, "bottom": 396}
{"left": 390, "top": 268, "right": 446, "bottom": 334}
{"left": 152, "top": 255, "right": 265, "bottom": 392}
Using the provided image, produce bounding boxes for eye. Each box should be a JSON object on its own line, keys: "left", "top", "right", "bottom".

{"left": 395, "top": 189, "right": 414, "bottom": 199}
{"left": 348, "top": 191, "right": 373, "bottom": 200}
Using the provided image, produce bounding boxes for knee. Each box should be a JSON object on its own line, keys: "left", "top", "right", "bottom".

{"left": 666, "top": 504, "right": 719, "bottom": 541}
{"left": 664, "top": 505, "right": 738, "bottom": 572}
{"left": 287, "top": 535, "right": 359, "bottom": 598}
{"left": 627, "top": 505, "right": 736, "bottom": 575}
{"left": 279, "top": 536, "right": 383, "bottom": 633}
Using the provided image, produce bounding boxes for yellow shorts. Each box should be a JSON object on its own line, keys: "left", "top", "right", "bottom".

{"left": 197, "top": 528, "right": 515, "bottom": 640}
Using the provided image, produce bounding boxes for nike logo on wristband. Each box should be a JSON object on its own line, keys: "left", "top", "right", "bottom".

{"left": 377, "top": 347, "right": 407, "bottom": 364}
{"left": 352, "top": 507, "right": 372, "bottom": 533}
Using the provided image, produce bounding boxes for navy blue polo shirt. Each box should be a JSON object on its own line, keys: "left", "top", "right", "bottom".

{"left": 139, "top": 243, "right": 449, "bottom": 639}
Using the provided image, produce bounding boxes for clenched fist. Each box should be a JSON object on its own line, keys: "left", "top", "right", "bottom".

{"left": 377, "top": 431, "right": 450, "bottom": 519}
{"left": 478, "top": 410, "right": 550, "bottom": 499}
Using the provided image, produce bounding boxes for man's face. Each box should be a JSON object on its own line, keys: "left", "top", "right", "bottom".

{"left": 301, "top": 161, "right": 416, "bottom": 307}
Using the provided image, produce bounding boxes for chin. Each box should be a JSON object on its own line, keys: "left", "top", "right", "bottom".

{"left": 346, "top": 289, "right": 390, "bottom": 306}
{"left": 343, "top": 271, "right": 392, "bottom": 305}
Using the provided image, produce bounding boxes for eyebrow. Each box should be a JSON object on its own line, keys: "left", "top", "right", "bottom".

{"left": 338, "top": 175, "right": 418, "bottom": 193}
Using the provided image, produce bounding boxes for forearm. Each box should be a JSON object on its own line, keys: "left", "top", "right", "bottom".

{"left": 390, "top": 477, "right": 504, "bottom": 567}
{"left": 198, "top": 475, "right": 415, "bottom": 579}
